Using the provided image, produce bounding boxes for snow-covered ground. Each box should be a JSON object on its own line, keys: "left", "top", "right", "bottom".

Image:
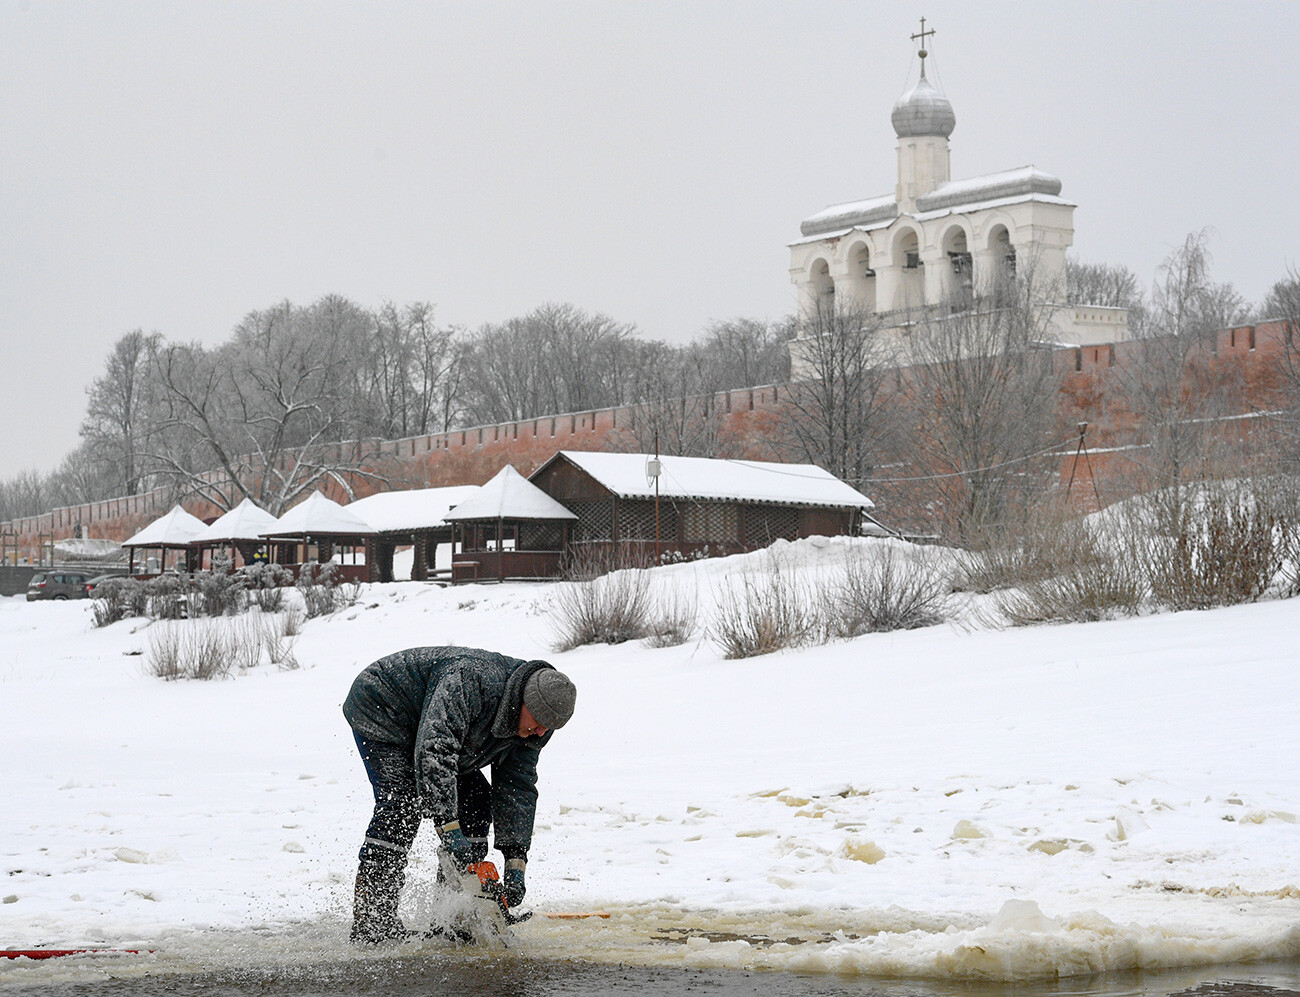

{"left": 2, "top": 537, "right": 1299, "bottom": 987}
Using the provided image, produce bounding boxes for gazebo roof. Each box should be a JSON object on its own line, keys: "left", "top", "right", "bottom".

{"left": 444, "top": 465, "right": 577, "bottom": 523}
{"left": 261, "top": 491, "right": 373, "bottom": 538}
{"left": 194, "top": 497, "right": 280, "bottom": 544}
{"left": 347, "top": 486, "right": 482, "bottom": 533}
{"left": 123, "top": 505, "right": 209, "bottom": 549}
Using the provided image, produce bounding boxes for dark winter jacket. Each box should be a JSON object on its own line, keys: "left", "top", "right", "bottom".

{"left": 342, "top": 646, "right": 554, "bottom": 860}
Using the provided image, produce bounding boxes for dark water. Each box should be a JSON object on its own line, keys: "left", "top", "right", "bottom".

{"left": 5, "top": 957, "right": 1300, "bottom": 997}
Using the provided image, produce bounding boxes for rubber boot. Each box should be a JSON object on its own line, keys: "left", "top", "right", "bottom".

{"left": 350, "top": 845, "right": 412, "bottom": 946}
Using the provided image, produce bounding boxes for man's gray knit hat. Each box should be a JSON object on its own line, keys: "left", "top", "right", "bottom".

{"left": 523, "top": 667, "right": 577, "bottom": 730}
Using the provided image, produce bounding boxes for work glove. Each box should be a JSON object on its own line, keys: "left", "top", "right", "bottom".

{"left": 502, "top": 859, "right": 526, "bottom": 907}
{"left": 437, "top": 821, "right": 476, "bottom": 866}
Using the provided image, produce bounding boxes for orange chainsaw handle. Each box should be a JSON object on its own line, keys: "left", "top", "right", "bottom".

{"left": 466, "top": 861, "right": 511, "bottom": 909}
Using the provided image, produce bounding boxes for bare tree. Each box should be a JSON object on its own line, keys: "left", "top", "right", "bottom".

{"left": 1258, "top": 268, "right": 1300, "bottom": 471}
{"left": 1259, "top": 270, "right": 1300, "bottom": 324}
{"left": 461, "top": 303, "right": 641, "bottom": 424}
{"left": 781, "top": 299, "right": 893, "bottom": 484}
{"left": 1108, "top": 231, "right": 1251, "bottom": 525}
{"left": 900, "top": 261, "right": 1069, "bottom": 540}
{"left": 618, "top": 340, "right": 728, "bottom": 457}
{"left": 147, "top": 297, "right": 385, "bottom": 514}
{"left": 0, "top": 469, "right": 51, "bottom": 523}
{"left": 1066, "top": 258, "right": 1144, "bottom": 308}
{"left": 694, "top": 317, "right": 792, "bottom": 391}
{"left": 79, "top": 329, "right": 163, "bottom": 496}
{"left": 357, "top": 302, "right": 464, "bottom": 438}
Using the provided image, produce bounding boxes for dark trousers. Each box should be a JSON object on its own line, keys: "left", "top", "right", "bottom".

{"left": 353, "top": 731, "right": 492, "bottom": 861}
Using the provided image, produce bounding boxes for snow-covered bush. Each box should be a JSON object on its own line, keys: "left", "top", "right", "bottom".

{"left": 240, "top": 562, "right": 293, "bottom": 613}
{"left": 823, "top": 543, "right": 950, "bottom": 636}
{"left": 192, "top": 560, "right": 247, "bottom": 617}
{"left": 297, "top": 561, "right": 342, "bottom": 619}
{"left": 146, "top": 574, "right": 190, "bottom": 620}
{"left": 90, "top": 577, "right": 148, "bottom": 628}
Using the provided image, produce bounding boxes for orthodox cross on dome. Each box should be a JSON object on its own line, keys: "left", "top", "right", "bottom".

{"left": 911, "top": 16, "right": 936, "bottom": 75}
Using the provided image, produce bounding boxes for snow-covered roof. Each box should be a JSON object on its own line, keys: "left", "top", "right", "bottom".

{"left": 796, "top": 167, "right": 1070, "bottom": 241}
{"left": 444, "top": 465, "right": 578, "bottom": 522}
{"left": 347, "top": 486, "right": 482, "bottom": 533}
{"left": 916, "top": 166, "right": 1062, "bottom": 213}
{"left": 194, "top": 497, "right": 280, "bottom": 544}
{"left": 122, "top": 505, "right": 209, "bottom": 548}
{"left": 52, "top": 537, "right": 123, "bottom": 560}
{"left": 798, "top": 194, "right": 897, "bottom": 238}
{"left": 261, "top": 491, "right": 373, "bottom": 538}
{"left": 537, "top": 451, "right": 875, "bottom": 510}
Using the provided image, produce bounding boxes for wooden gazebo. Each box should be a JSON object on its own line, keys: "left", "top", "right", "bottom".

{"left": 444, "top": 466, "right": 576, "bottom": 583}
{"left": 258, "top": 492, "right": 374, "bottom": 583}
{"left": 192, "top": 497, "right": 280, "bottom": 570}
{"left": 121, "top": 505, "right": 207, "bottom": 576}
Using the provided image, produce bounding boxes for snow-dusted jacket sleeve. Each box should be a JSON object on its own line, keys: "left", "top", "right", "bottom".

{"left": 412, "top": 664, "right": 481, "bottom": 824}
{"left": 491, "top": 741, "right": 544, "bottom": 860}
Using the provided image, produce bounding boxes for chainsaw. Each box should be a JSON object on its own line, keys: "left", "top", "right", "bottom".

{"left": 431, "top": 850, "right": 532, "bottom": 939}
{"left": 460, "top": 861, "right": 532, "bottom": 926}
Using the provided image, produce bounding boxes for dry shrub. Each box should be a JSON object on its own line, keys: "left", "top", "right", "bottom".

{"left": 708, "top": 555, "right": 818, "bottom": 659}
{"left": 562, "top": 544, "right": 650, "bottom": 580}
{"left": 282, "top": 604, "right": 306, "bottom": 637}
{"left": 549, "top": 566, "right": 654, "bottom": 651}
{"left": 955, "top": 505, "right": 1101, "bottom": 594}
{"left": 1136, "top": 484, "right": 1286, "bottom": 611}
{"left": 185, "top": 620, "right": 233, "bottom": 680}
{"left": 643, "top": 581, "right": 699, "bottom": 648}
{"left": 824, "top": 544, "right": 949, "bottom": 637}
{"left": 147, "top": 623, "right": 184, "bottom": 680}
{"left": 260, "top": 611, "right": 301, "bottom": 670}
{"left": 998, "top": 558, "right": 1147, "bottom": 625}
{"left": 146, "top": 618, "right": 258, "bottom": 680}
{"left": 225, "top": 615, "right": 264, "bottom": 672}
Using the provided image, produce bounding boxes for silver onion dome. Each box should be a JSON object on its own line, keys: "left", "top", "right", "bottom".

{"left": 891, "top": 71, "right": 956, "bottom": 139}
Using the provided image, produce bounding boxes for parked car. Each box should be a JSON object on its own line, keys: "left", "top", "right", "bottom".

{"left": 26, "top": 570, "right": 95, "bottom": 601}
{"left": 84, "top": 572, "right": 131, "bottom": 598}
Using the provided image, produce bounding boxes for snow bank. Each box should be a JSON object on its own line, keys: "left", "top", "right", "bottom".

{"left": 2, "top": 538, "right": 1299, "bottom": 985}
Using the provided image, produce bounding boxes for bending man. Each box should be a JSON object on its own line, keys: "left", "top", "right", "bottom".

{"left": 342, "top": 646, "right": 577, "bottom": 944}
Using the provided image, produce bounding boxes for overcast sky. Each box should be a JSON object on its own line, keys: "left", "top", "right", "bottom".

{"left": 3, "top": 1, "right": 1298, "bottom": 476}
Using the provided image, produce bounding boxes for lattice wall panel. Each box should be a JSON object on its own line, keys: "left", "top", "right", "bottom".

{"left": 683, "top": 502, "right": 739, "bottom": 543}
{"left": 519, "top": 522, "right": 564, "bottom": 551}
{"left": 617, "top": 500, "right": 677, "bottom": 542}
{"left": 568, "top": 500, "right": 614, "bottom": 542}
{"left": 743, "top": 505, "right": 800, "bottom": 545}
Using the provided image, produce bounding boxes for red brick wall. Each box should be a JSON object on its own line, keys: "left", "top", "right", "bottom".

{"left": 3, "top": 325, "right": 1294, "bottom": 558}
